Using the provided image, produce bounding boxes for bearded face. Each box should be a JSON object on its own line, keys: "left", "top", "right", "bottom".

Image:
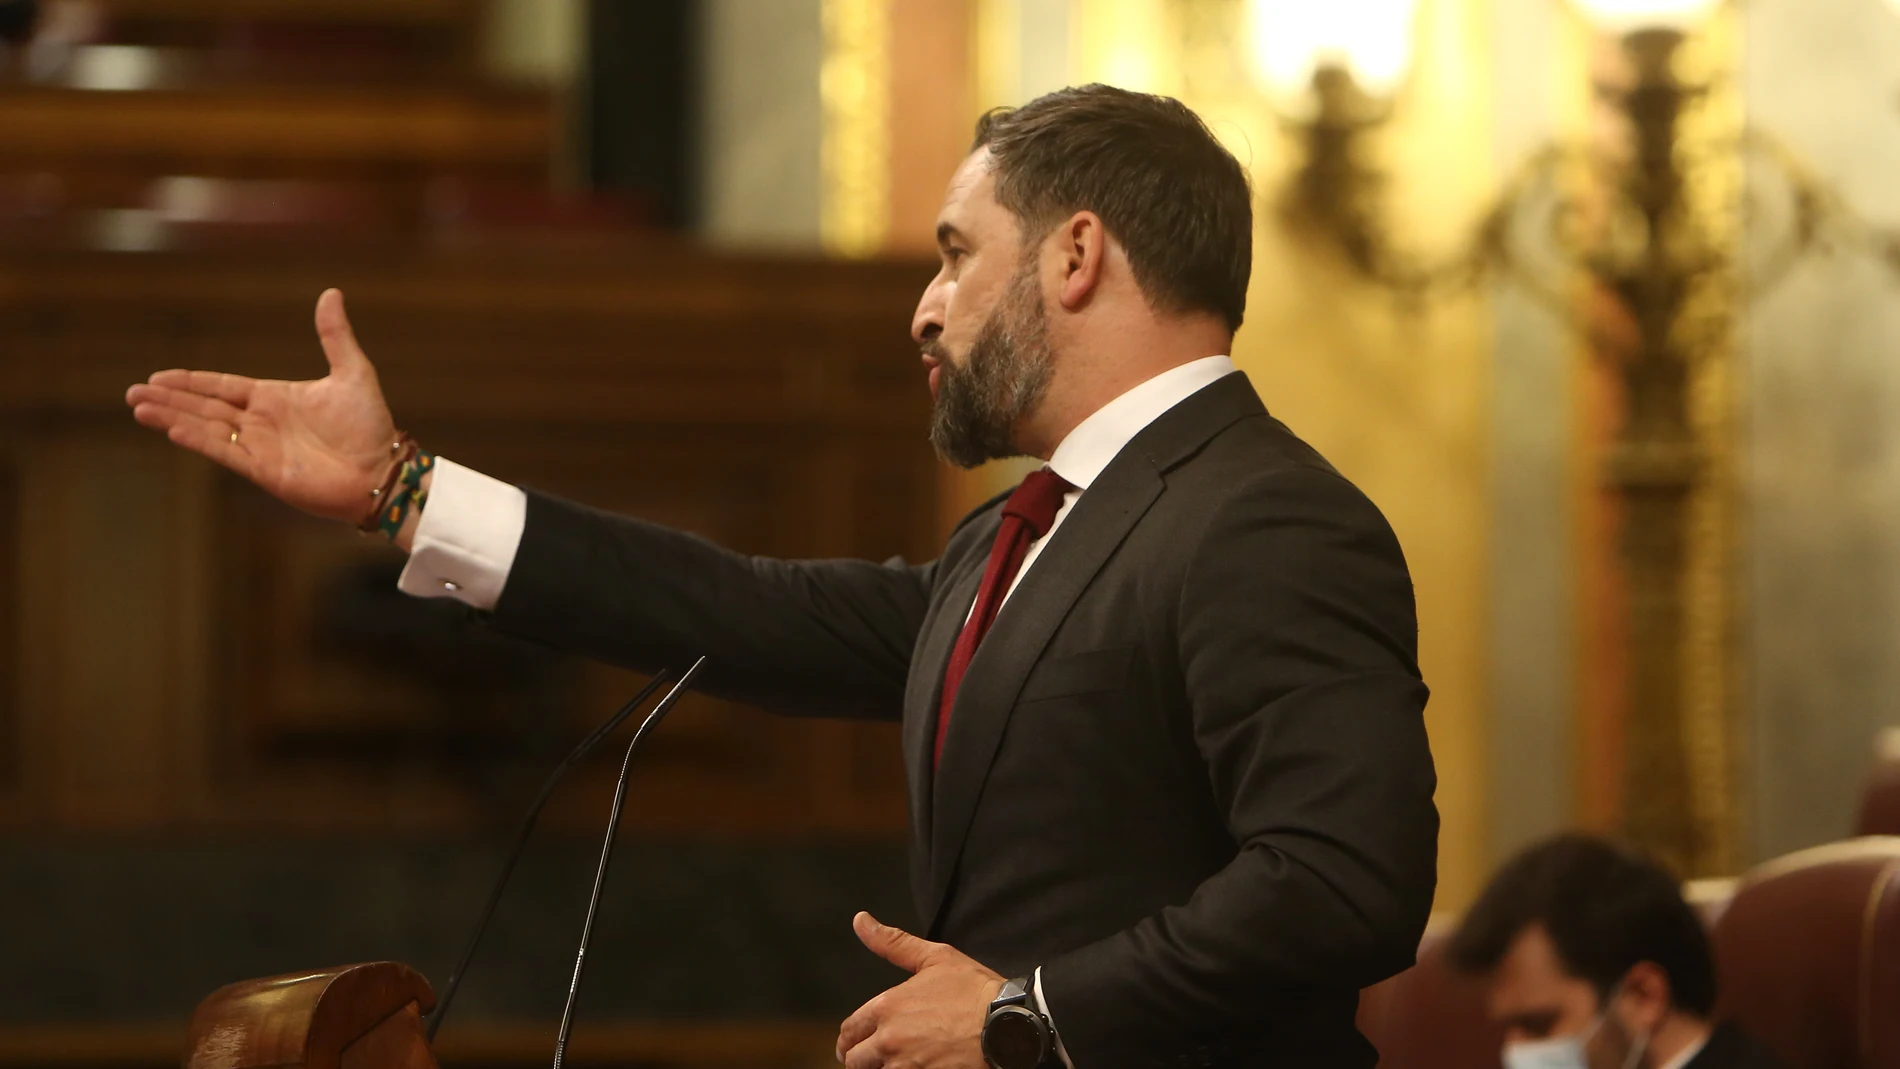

{"left": 925, "top": 256, "right": 1056, "bottom": 469}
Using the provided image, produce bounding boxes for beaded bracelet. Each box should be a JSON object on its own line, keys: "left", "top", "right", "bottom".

{"left": 369, "top": 448, "right": 436, "bottom": 542}
{"left": 357, "top": 434, "right": 417, "bottom": 533}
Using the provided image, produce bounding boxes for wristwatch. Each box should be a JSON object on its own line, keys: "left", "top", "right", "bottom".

{"left": 981, "top": 975, "right": 1056, "bottom": 1069}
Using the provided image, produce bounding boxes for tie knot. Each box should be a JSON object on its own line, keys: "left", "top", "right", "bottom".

{"left": 1002, "top": 467, "right": 1074, "bottom": 538}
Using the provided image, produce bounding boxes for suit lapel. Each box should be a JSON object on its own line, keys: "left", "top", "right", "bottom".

{"left": 922, "top": 456, "right": 1166, "bottom": 933}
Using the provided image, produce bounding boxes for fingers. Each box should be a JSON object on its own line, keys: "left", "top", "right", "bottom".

{"left": 835, "top": 994, "right": 883, "bottom": 1063}
{"left": 136, "top": 406, "right": 253, "bottom": 479}
{"left": 314, "top": 288, "right": 372, "bottom": 377}
{"left": 853, "top": 912, "right": 939, "bottom": 974}
{"left": 127, "top": 382, "right": 246, "bottom": 426}
{"left": 841, "top": 1036, "right": 887, "bottom": 1069}
{"left": 144, "top": 368, "right": 257, "bottom": 407}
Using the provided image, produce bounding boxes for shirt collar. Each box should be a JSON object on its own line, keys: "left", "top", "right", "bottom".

{"left": 1655, "top": 1030, "right": 1711, "bottom": 1069}
{"left": 1046, "top": 355, "right": 1237, "bottom": 490}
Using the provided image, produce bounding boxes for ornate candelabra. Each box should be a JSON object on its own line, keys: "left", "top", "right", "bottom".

{"left": 1247, "top": 0, "right": 1900, "bottom": 873}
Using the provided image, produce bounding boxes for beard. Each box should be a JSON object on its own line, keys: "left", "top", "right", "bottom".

{"left": 925, "top": 261, "right": 1056, "bottom": 469}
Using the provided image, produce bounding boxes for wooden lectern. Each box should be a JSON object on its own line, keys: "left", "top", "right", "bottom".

{"left": 184, "top": 964, "right": 439, "bottom": 1069}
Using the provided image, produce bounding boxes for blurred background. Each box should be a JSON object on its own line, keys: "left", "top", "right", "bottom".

{"left": 2, "top": 0, "right": 1899, "bottom": 1066}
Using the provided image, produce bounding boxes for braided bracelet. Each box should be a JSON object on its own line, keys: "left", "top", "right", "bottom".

{"left": 368, "top": 447, "right": 436, "bottom": 542}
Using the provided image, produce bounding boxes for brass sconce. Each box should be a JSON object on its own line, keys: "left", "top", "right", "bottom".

{"left": 1248, "top": 0, "right": 1439, "bottom": 292}
{"left": 1252, "top": 0, "right": 1900, "bottom": 873}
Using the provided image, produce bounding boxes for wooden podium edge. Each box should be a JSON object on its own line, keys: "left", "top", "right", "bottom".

{"left": 0, "top": 1022, "right": 838, "bottom": 1066}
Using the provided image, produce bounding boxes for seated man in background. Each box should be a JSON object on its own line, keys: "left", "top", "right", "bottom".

{"left": 1448, "top": 834, "right": 1784, "bottom": 1069}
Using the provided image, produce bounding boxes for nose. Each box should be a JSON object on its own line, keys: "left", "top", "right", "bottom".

{"left": 911, "top": 274, "right": 946, "bottom": 347}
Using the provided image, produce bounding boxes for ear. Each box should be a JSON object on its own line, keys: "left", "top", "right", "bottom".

{"left": 1617, "top": 961, "right": 1674, "bottom": 1035}
{"left": 1055, "top": 211, "right": 1108, "bottom": 312}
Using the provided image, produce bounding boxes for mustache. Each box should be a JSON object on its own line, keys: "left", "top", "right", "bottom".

{"left": 920, "top": 340, "right": 951, "bottom": 363}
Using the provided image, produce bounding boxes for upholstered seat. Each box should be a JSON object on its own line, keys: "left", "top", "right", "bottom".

{"left": 1710, "top": 836, "right": 1900, "bottom": 1069}
{"left": 1854, "top": 729, "right": 1900, "bottom": 836}
{"left": 1356, "top": 916, "right": 1502, "bottom": 1069}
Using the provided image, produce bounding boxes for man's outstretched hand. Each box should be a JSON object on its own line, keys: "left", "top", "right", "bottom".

{"left": 125, "top": 288, "right": 402, "bottom": 525}
{"left": 836, "top": 911, "right": 1003, "bottom": 1069}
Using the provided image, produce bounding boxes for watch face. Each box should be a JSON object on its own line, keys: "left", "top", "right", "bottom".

{"left": 982, "top": 1007, "right": 1047, "bottom": 1069}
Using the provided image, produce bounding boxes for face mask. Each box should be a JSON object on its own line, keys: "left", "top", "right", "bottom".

{"left": 1501, "top": 989, "right": 1650, "bottom": 1069}
{"left": 1502, "top": 1028, "right": 1594, "bottom": 1069}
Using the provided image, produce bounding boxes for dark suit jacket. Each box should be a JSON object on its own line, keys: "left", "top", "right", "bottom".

{"left": 487, "top": 372, "right": 1439, "bottom": 1067}
{"left": 1689, "top": 1023, "right": 1792, "bottom": 1069}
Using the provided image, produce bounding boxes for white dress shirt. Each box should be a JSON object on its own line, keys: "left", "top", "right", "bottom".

{"left": 1003, "top": 355, "right": 1236, "bottom": 606}
{"left": 395, "top": 353, "right": 1240, "bottom": 1065}
{"left": 1656, "top": 1031, "right": 1711, "bottom": 1069}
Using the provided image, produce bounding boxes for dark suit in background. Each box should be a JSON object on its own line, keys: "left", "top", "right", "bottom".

{"left": 486, "top": 372, "right": 1439, "bottom": 1066}
{"left": 1688, "top": 1023, "right": 1792, "bottom": 1069}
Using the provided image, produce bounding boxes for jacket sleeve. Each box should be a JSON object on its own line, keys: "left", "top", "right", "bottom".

{"left": 1037, "top": 463, "right": 1439, "bottom": 1061}
{"left": 484, "top": 489, "right": 937, "bottom": 721}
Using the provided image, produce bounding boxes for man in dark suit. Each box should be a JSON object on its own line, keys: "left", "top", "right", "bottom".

{"left": 1449, "top": 834, "right": 1787, "bottom": 1069}
{"left": 127, "top": 85, "right": 1438, "bottom": 1068}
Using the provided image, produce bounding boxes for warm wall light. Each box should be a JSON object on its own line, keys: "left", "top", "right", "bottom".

{"left": 1249, "top": 0, "right": 1424, "bottom": 285}
{"left": 1246, "top": 0, "right": 1420, "bottom": 107}
{"left": 1258, "top": 0, "right": 1900, "bottom": 876}
{"left": 1568, "top": 0, "right": 1724, "bottom": 33}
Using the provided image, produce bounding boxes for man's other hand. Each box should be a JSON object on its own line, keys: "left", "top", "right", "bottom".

{"left": 836, "top": 912, "right": 1003, "bottom": 1069}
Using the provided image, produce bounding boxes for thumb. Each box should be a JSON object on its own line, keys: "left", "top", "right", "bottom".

{"left": 314, "top": 288, "right": 372, "bottom": 378}
{"left": 853, "top": 911, "right": 937, "bottom": 974}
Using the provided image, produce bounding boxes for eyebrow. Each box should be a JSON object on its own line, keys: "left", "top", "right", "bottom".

{"left": 936, "top": 222, "right": 969, "bottom": 249}
{"left": 1502, "top": 1011, "right": 1561, "bottom": 1034}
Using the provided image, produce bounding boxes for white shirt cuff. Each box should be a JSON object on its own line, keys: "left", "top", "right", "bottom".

{"left": 1033, "top": 966, "right": 1075, "bottom": 1067}
{"left": 396, "top": 456, "right": 527, "bottom": 611}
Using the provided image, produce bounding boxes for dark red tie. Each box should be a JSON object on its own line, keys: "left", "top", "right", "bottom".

{"left": 934, "top": 467, "right": 1074, "bottom": 768}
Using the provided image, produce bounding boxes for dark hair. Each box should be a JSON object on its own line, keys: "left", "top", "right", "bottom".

{"left": 1448, "top": 833, "right": 1717, "bottom": 1016}
{"left": 971, "top": 84, "right": 1253, "bottom": 333}
{"left": 0, "top": 0, "right": 38, "bottom": 44}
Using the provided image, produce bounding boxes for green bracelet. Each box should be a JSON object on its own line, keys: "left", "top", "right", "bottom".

{"left": 373, "top": 448, "right": 435, "bottom": 542}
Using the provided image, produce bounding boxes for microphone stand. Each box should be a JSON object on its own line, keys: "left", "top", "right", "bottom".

{"left": 552, "top": 655, "right": 707, "bottom": 1069}
{"left": 425, "top": 671, "right": 674, "bottom": 1042}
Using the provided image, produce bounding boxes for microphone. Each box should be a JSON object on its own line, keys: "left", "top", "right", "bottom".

{"left": 551, "top": 654, "right": 708, "bottom": 1069}
{"left": 425, "top": 669, "right": 676, "bottom": 1042}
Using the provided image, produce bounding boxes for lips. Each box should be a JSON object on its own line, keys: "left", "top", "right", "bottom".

{"left": 921, "top": 353, "right": 942, "bottom": 399}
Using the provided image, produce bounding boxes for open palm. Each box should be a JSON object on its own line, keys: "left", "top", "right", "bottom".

{"left": 126, "top": 289, "right": 402, "bottom": 524}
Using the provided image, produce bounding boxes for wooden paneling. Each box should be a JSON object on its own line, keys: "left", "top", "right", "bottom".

{"left": 0, "top": 453, "right": 15, "bottom": 792}
{"left": 0, "top": 0, "right": 547, "bottom": 223}
{"left": 99, "top": 0, "right": 479, "bottom": 24}
{"left": 0, "top": 88, "right": 551, "bottom": 169}
{"left": 0, "top": 86, "right": 553, "bottom": 221}
{"left": 0, "top": 238, "right": 940, "bottom": 838}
